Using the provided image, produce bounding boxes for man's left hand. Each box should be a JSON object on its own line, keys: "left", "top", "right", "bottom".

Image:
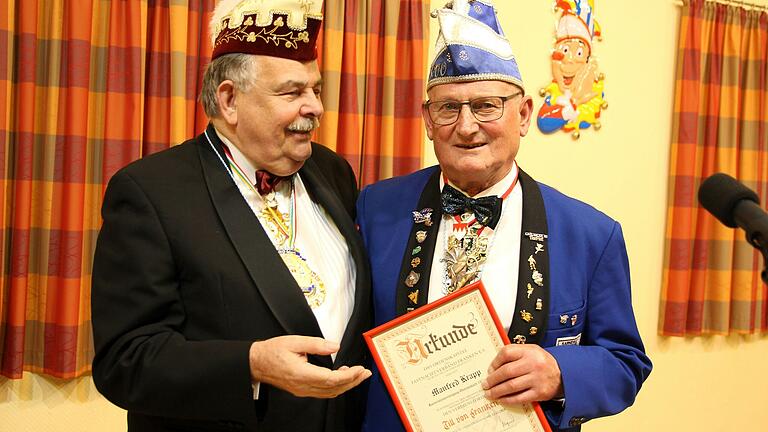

{"left": 481, "top": 344, "right": 563, "bottom": 405}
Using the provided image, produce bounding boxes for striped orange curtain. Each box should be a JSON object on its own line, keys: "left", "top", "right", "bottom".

{"left": 0, "top": 0, "right": 213, "bottom": 379}
{"left": 318, "top": 0, "right": 429, "bottom": 186}
{"left": 660, "top": 0, "right": 768, "bottom": 336}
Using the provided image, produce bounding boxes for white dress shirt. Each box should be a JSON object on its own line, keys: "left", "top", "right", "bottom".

{"left": 427, "top": 163, "right": 523, "bottom": 331}
{"left": 215, "top": 131, "right": 356, "bottom": 346}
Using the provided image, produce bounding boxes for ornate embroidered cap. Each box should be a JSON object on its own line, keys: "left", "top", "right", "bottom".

{"left": 555, "top": 0, "right": 601, "bottom": 50}
{"left": 210, "top": 0, "right": 323, "bottom": 61}
{"left": 427, "top": 0, "right": 523, "bottom": 92}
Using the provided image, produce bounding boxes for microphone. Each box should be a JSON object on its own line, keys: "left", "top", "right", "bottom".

{"left": 698, "top": 173, "right": 767, "bottom": 248}
{"left": 698, "top": 173, "right": 768, "bottom": 285}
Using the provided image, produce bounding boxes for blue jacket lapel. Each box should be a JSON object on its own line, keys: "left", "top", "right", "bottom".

{"left": 394, "top": 167, "right": 442, "bottom": 316}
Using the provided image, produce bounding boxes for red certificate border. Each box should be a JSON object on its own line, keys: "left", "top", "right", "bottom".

{"left": 364, "top": 281, "right": 552, "bottom": 432}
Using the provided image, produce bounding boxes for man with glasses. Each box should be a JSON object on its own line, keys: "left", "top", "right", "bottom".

{"left": 357, "top": 1, "right": 651, "bottom": 431}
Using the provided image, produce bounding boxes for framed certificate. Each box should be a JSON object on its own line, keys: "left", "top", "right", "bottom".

{"left": 364, "top": 281, "right": 552, "bottom": 432}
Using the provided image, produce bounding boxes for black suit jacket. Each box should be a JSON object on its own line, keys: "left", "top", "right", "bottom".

{"left": 91, "top": 125, "right": 371, "bottom": 431}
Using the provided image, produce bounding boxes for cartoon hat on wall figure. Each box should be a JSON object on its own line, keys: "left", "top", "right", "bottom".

{"left": 537, "top": 0, "right": 606, "bottom": 139}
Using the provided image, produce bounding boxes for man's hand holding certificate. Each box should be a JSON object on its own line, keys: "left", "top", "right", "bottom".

{"left": 483, "top": 343, "right": 564, "bottom": 405}
{"left": 364, "top": 282, "right": 552, "bottom": 432}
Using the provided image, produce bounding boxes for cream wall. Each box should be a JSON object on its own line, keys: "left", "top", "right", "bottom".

{"left": 0, "top": 376, "right": 124, "bottom": 431}
{"left": 2, "top": 1, "right": 768, "bottom": 431}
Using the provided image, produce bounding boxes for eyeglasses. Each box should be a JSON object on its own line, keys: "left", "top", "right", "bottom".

{"left": 424, "top": 93, "right": 522, "bottom": 125}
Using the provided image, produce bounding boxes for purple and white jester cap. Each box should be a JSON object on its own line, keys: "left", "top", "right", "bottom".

{"left": 427, "top": 0, "right": 524, "bottom": 92}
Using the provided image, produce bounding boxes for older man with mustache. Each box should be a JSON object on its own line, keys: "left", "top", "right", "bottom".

{"left": 90, "top": 1, "right": 371, "bottom": 431}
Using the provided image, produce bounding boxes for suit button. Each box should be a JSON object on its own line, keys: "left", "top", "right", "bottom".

{"left": 569, "top": 416, "right": 587, "bottom": 427}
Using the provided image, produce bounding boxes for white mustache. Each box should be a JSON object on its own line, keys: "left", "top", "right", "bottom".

{"left": 287, "top": 117, "right": 320, "bottom": 133}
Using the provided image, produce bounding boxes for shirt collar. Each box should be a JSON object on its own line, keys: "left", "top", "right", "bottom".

{"left": 214, "top": 128, "right": 258, "bottom": 186}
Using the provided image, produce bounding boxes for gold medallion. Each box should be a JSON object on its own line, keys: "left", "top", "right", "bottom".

{"left": 279, "top": 249, "right": 326, "bottom": 308}
{"left": 443, "top": 223, "right": 488, "bottom": 294}
{"left": 261, "top": 209, "right": 290, "bottom": 245}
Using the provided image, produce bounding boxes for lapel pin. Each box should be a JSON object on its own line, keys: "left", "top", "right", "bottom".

{"left": 520, "top": 310, "right": 533, "bottom": 322}
{"left": 416, "top": 230, "right": 427, "bottom": 243}
{"left": 412, "top": 208, "right": 433, "bottom": 224}
{"left": 532, "top": 270, "right": 543, "bottom": 287}
{"left": 405, "top": 271, "right": 420, "bottom": 288}
{"left": 528, "top": 255, "right": 537, "bottom": 270}
{"left": 408, "top": 290, "right": 419, "bottom": 304}
{"left": 524, "top": 232, "right": 548, "bottom": 242}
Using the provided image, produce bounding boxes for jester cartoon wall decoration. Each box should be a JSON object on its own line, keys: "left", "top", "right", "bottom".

{"left": 537, "top": 0, "right": 606, "bottom": 139}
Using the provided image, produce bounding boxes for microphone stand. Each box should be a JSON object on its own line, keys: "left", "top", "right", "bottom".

{"left": 747, "top": 233, "right": 768, "bottom": 285}
{"left": 761, "top": 246, "right": 767, "bottom": 286}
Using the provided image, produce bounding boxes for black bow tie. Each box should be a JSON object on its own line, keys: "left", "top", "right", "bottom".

{"left": 440, "top": 184, "right": 502, "bottom": 229}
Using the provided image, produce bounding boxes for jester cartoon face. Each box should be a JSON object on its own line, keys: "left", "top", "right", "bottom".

{"left": 551, "top": 38, "right": 590, "bottom": 93}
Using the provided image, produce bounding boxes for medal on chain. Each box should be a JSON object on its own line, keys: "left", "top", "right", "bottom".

{"left": 271, "top": 181, "right": 327, "bottom": 309}
{"left": 442, "top": 212, "right": 490, "bottom": 294}
{"left": 223, "top": 153, "right": 326, "bottom": 308}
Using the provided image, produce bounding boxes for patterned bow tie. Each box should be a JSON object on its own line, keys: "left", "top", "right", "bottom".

{"left": 254, "top": 170, "right": 286, "bottom": 195}
{"left": 440, "top": 184, "right": 502, "bottom": 229}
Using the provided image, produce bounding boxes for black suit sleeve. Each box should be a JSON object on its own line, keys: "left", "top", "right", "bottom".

{"left": 91, "top": 169, "right": 254, "bottom": 421}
